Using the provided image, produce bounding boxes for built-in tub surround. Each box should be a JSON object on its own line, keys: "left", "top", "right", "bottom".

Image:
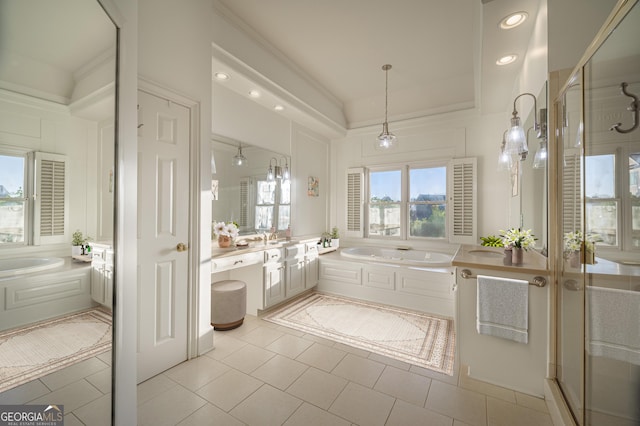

{"left": 340, "top": 246, "right": 453, "bottom": 267}
{"left": 0, "top": 257, "right": 65, "bottom": 278}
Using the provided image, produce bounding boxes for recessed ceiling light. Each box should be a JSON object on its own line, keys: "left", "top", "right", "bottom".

{"left": 274, "top": 105, "right": 285, "bottom": 112}
{"left": 496, "top": 54, "right": 518, "bottom": 66}
{"left": 499, "top": 12, "right": 528, "bottom": 29}
{"left": 214, "top": 72, "right": 230, "bottom": 81}
{"left": 249, "top": 90, "right": 261, "bottom": 98}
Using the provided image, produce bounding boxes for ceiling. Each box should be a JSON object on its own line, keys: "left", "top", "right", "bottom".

{"left": 214, "top": 0, "right": 542, "bottom": 130}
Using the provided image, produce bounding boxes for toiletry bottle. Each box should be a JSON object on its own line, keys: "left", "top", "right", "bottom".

{"left": 285, "top": 225, "right": 291, "bottom": 241}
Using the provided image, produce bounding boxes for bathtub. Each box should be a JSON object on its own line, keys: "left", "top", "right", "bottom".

{"left": 340, "top": 246, "right": 453, "bottom": 267}
{"left": 0, "top": 257, "right": 65, "bottom": 278}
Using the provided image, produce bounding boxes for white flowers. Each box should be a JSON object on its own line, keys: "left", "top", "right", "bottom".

{"left": 563, "top": 231, "right": 597, "bottom": 253}
{"left": 212, "top": 221, "right": 239, "bottom": 239}
{"left": 500, "top": 228, "right": 536, "bottom": 250}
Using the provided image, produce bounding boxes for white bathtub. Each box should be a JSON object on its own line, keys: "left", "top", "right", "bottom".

{"left": 0, "top": 257, "right": 65, "bottom": 278}
{"left": 340, "top": 246, "right": 452, "bottom": 267}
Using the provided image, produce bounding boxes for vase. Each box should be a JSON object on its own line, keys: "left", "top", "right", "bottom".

{"left": 218, "top": 235, "right": 231, "bottom": 248}
{"left": 503, "top": 248, "right": 512, "bottom": 266}
{"left": 511, "top": 247, "right": 524, "bottom": 265}
{"left": 72, "top": 245, "right": 83, "bottom": 256}
{"left": 585, "top": 249, "right": 595, "bottom": 265}
{"left": 568, "top": 250, "right": 580, "bottom": 268}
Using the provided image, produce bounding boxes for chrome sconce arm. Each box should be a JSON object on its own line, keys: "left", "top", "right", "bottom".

{"left": 610, "top": 82, "right": 639, "bottom": 134}
{"left": 266, "top": 156, "right": 290, "bottom": 182}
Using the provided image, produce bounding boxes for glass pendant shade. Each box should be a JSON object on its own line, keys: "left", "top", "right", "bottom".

{"left": 266, "top": 165, "right": 274, "bottom": 181}
{"left": 533, "top": 140, "right": 548, "bottom": 169}
{"left": 282, "top": 164, "right": 290, "bottom": 181}
{"left": 506, "top": 116, "right": 528, "bottom": 155}
{"left": 232, "top": 146, "right": 247, "bottom": 167}
{"left": 377, "top": 122, "right": 396, "bottom": 149}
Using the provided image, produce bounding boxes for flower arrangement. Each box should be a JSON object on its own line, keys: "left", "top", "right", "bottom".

{"left": 480, "top": 235, "right": 504, "bottom": 247}
{"left": 500, "top": 228, "right": 536, "bottom": 250}
{"left": 563, "top": 231, "right": 598, "bottom": 253}
{"left": 212, "top": 221, "right": 239, "bottom": 239}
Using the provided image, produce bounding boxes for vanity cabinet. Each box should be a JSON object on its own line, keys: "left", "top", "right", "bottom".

{"left": 305, "top": 242, "right": 319, "bottom": 288}
{"left": 264, "top": 248, "right": 285, "bottom": 308}
{"left": 285, "top": 244, "right": 306, "bottom": 298}
{"left": 90, "top": 243, "right": 113, "bottom": 309}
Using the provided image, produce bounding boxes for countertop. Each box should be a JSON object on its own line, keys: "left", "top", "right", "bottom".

{"left": 211, "top": 236, "right": 321, "bottom": 259}
{"left": 452, "top": 245, "right": 549, "bottom": 275}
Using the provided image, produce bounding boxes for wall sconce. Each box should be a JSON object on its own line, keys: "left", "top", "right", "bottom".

{"left": 497, "top": 130, "right": 512, "bottom": 171}
{"left": 232, "top": 143, "right": 247, "bottom": 167}
{"left": 266, "top": 157, "right": 290, "bottom": 182}
{"left": 533, "top": 139, "right": 548, "bottom": 169}
{"left": 506, "top": 92, "right": 539, "bottom": 156}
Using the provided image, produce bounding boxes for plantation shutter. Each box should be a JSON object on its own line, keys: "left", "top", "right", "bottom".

{"left": 239, "top": 179, "right": 249, "bottom": 228}
{"left": 448, "top": 158, "right": 477, "bottom": 244}
{"left": 346, "top": 167, "right": 364, "bottom": 238}
{"left": 562, "top": 151, "right": 582, "bottom": 234}
{"left": 33, "top": 152, "right": 68, "bottom": 245}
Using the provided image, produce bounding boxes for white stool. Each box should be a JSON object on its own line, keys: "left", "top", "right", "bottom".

{"left": 211, "top": 280, "right": 247, "bottom": 331}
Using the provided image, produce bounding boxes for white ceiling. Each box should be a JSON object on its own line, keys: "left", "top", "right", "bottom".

{"left": 214, "top": 0, "right": 541, "bottom": 129}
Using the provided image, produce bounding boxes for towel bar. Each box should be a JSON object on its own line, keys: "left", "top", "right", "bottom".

{"left": 459, "top": 269, "right": 547, "bottom": 287}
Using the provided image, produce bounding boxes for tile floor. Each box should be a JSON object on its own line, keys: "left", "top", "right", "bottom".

{"left": 0, "top": 314, "right": 555, "bottom": 425}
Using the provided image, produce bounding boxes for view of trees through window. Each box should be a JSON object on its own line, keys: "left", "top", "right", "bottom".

{"left": 0, "top": 153, "right": 26, "bottom": 244}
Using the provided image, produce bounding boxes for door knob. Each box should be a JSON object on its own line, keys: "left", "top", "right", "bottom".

{"left": 177, "top": 243, "right": 187, "bottom": 252}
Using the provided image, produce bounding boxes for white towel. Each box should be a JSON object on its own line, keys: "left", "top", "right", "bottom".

{"left": 476, "top": 275, "right": 529, "bottom": 343}
{"left": 587, "top": 286, "right": 640, "bottom": 365}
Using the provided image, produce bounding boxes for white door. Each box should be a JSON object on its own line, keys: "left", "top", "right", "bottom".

{"left": 137, "top": 90, "right": 190, "bottom": 383}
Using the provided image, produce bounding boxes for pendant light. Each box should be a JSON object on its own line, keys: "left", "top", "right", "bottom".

{"left": 232, "top": 143, "right": 247, "bottom": 167}
{"left": 377, "top": 64, "right": 396, "bottom": 149}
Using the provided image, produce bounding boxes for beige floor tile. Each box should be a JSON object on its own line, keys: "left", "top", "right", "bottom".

{"left": 410, "top": 364, "right": 459, "bottom": 385}
{"left": 302, "top": 333, "right": 339, "bottom": 347}
{"left": 137, "top": 383, "right": 207, "bottom": 426}
{"left": 0, "top": 379, "right": 51, "bottom": 404}
{"left": 28, "top": 380, "right": 103, "bottom": 412}
{"left": 73, "top": 392, "right": 112, "bottom": 426}
{"left": 296, "top": 342, "right": 346, "bottom": 372}
{"left": 368, "top": 353, "right": 411, "bottom": 371}
{"left": 137, "top": 374, "right": 177, "bottom": 405}
{"left": 221, "top": 343, "right": 275, "bottom": 374}
{"left": 386, "top": 399, "right": 454, "bottom": 426}
{"left": 96, "top": 350, "right": 112, "bottom": 366}
{"left": 177, "top": 403, "right": 245, "bottom": 426}
{"left": 286, "top": 367, "right": 348, "bottom": 410}
{"left": 333, "top": 342, "right": 371, "bottom": 358}
{"left": 230, "top": 384, "right": 302, "bottom": 425}
{"left": 39, "top": 357, "right": 110, "bottom": 391}
{"left": 221, "top": 319, "right": 262, "bottom": 337}
{"left": 329, "top": 382, "right": 395, "bottom": 426}
{"left": 454, "top": 420, "right": 475, "bottom": 426}
{"left": 165, "top": 356, "right": 230, "bottom": 391}
{"left": 487, "top": 396, "right": 553, "bottom": 426}
{"left": 86, "top": 368, "right": 112, "bottom": 394}
{"left": 425, "top": 380, "right": 487, "bottom": 426}
{"left": 196, "top": 369, "right": 262, "bottom": 412}
{"left": 284, "top": 402, "right": 351, "bottom": 426}
{"left": 207, "top": 334, "right": 248, "bottom": 360}
{"left": 374, "top": 365, "right": 432, "bottom": 406}
{"left": 332, "top": 353, "right": 385, "bottom": 387}
{"left": 459, "top": 374, "right": 516, "bottom": 404}
{"left": 63, "top": 413, "right": 84, "bottom": 426}
{"left": 274, "top": 324, "right": 306, "bottom": 337}
{"left": 251, "top": 354, "right": 308, "bottom": 390}
{"left": 515, "top": 392, "right": 549, "bottom": 413}
{"left": 238, "top": 325, "right": 285, "bottom": 347}
{"left": 266, "top": 333, "right": 314, "bottom": 359}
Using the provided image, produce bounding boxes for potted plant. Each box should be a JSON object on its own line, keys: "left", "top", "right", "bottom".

{"left": 212, "top": 221, "right": 239, "bottom": 248}
{"left": 563, "top": 231, "right": 598, "bottom": 267}
{"left": 500, "top": 228, "right": 536, "bottom": 265}
{"left": 330, "top": 226, "right": 340, "bottom": 248}
{"left": 71, "top": 230, "right": 91, "bottom": 256}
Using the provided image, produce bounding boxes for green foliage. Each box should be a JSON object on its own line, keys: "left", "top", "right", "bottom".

{"left": 71, "top": 230, "right": 91, "bottom": 246}
{"left": 480, "top": 235, "right": 504, "bottom": 247}
{"left": 331, "top": 227, "right": 339, "bottom": 239}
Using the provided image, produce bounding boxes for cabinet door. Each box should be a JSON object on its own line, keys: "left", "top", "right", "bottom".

{"left": 305, "top": 256, "right": 318, "bottom": 288}
{"left": 264, "top": 264, "right": 285, "bottom": 307}
{"left": 104, "top": 265, "right": 113, "bottom": 309}
{"left": 91, "top": 264, "right": 106, "bottom": 305}
{"left": 286, "top": 260, "right": 305, "bottom": 297}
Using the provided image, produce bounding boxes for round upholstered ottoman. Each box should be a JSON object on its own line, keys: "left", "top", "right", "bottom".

{"left": 211, "top": 280, "right": 247, "bottom": 331}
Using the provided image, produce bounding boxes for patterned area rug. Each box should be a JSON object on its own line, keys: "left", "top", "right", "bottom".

{"left": 0, "top": 308, "right": 112, "bottom": 393}
{"left": 264, "top": 292, "right": 456, "bottom": 375}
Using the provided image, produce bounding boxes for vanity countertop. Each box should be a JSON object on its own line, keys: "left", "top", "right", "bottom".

{"left": 452, "top": 244, "right": 548, "bottom": 275}
{"left": 211, "top": 236, "right": 321, "bottom": 259}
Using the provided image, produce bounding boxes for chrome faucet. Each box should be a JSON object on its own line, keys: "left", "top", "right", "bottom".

{"left": 269, "top": 230, "right": 278, "bottom": 241}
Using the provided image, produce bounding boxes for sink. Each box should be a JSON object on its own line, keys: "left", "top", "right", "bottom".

{"left": 468, "top": 249, "right": 504, "bottom": 258}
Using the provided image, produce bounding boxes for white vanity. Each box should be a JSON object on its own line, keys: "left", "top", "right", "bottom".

{"left": 211, "top": 239, "right": 319, "bottom": 315}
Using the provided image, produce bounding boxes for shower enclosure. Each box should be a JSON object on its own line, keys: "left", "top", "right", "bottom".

{"left": 555, "top": 0, "right": 640, "bottom": 424}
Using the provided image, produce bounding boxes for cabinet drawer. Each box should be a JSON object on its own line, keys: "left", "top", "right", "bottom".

{"left": 285, "top": 244, "right": 305, "bottom": 259}
{"left": 319, "top": 261, "right": 361, "bottom": 285}
{"left": 212, "top": 251, "right": 262, "bottom": 272}
{"left": 264, "top": 248, "right": 283, "bottom": 263}
{"left": 305, "top": 242, "right": 318, "bottom": 255}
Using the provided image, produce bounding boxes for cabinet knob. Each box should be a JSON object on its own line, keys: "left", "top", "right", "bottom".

{"left": 176, "top": 242, "right": 187, "bottom": 252}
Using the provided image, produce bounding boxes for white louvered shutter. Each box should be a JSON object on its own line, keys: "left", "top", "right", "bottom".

{"left": 33, "top": 152, "right": 68, "bottom": 245}
{"left": 239, "top": 179, "right": 249, "bottom": 228}
{"left": 346, "top": 167, "right": 364, "bottom": 238}
{"left": 448, "top": 158, "right": 476, "bottom": 244}
{"left": 562, "top": 151, "right": 582, "bottom": 234}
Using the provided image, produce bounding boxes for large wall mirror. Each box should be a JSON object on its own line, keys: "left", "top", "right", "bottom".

{"left": 0, "top": 0, "right": 116, "bottom": 421}
{"left": 212, "top": 138, "right": 291, "bottom": 235}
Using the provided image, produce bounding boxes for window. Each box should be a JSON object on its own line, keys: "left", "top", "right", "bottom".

{"left": 367, "top": 164, "right": 448, "bottom": 240}
{"left": 254, "top": 178, "right": 290, "bottom": 232}
{"left": 0, "top": 152, "right": 27, "bottom": 244}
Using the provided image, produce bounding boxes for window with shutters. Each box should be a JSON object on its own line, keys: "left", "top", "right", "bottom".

{"left": 0, "top": 149, "right": 68, "bottom": 247}
{"left": 347, "top": 159, "right": 476, "bottom": 242}
{"left": 254, "top": 178, "right": 290, "bottom": 232}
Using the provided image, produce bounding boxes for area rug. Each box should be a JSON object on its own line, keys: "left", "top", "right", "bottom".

{"left": 0, "top": 308, "right": 112, "bottom": 393}
{"left": 263, "top": 292, "right": 455, "bottom": 375}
